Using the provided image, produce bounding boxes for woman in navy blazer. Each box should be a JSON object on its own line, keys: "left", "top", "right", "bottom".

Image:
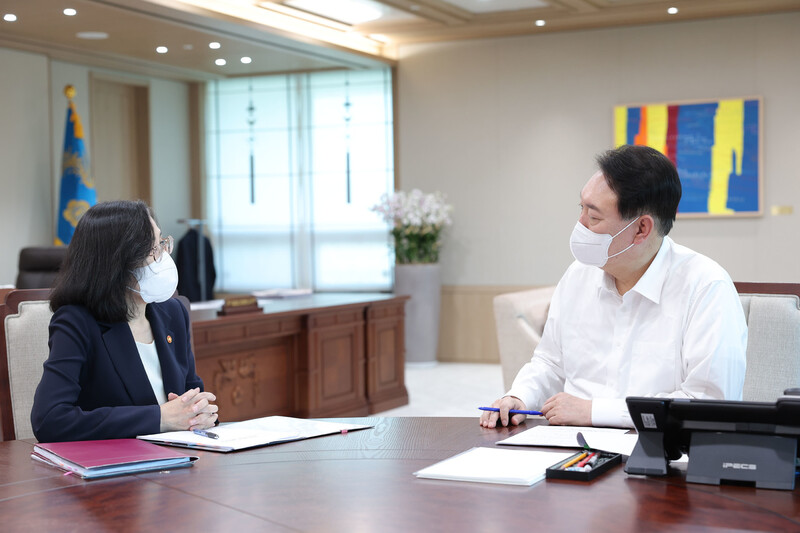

{"left": 31, "top": 200, "right": 218, "bottom": 442}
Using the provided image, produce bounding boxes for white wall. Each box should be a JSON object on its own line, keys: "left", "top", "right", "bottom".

{"left": 148, "top": 78, "right": 192, "bottom": 242}
{"left": 0, "top": 48, "right": 51, "bottom": 285}
{"left": 397, "top": 13, "right": 800, "bottom": 286}
{"left": 0, "top": 50, "right": 193, "bottom": 284}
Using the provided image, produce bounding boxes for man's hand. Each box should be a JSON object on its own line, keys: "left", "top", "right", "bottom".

{"left": 479, "top": 396, "right": 528, "bottom": 428}
{"left": 160, "top": 387, "right": 218, "bottom": 432}
{"left": 540, "top": 392, "right": 592, "bottom": 426}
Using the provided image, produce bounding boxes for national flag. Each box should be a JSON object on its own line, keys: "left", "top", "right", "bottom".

{"left": 55, "top": 85, "right": 96, "bottom": 245}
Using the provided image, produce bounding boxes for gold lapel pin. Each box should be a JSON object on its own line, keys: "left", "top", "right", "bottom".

{"left": 166, "top": 335, "right": 173, "bottom": 344}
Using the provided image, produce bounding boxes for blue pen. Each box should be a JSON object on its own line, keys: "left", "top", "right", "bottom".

{"left": 478, "top": 407, "right": 544, "bottom": 416}
{"left": 192, "top": 429, "right": 219, "bottom": 439}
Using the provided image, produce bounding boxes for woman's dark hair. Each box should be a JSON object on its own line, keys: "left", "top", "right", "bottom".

{"left": 50, "top": 200, "right": 156, "bottom": 322}
{"left": 596, "top": 145, "right": 682, "bottom": 236}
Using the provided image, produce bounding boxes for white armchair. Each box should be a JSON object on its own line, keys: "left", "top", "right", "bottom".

{"left": 493, "top": 286, "right": 556, "bottom": 391}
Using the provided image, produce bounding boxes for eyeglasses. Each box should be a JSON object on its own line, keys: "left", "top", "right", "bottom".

{"left": 152, "top": 235, "right": 174, "bottom": 260}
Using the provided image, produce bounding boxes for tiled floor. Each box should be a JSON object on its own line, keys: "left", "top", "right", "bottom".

{"left": 374, "top": 362, "right": 505, "bottom": 417}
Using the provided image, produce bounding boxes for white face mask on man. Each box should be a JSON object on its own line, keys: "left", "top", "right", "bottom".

{"left": 569, "top": 217, "right": 639, "bottom": 268}
{"left": 129, "top": 252, "right": 179, "bottom": 303}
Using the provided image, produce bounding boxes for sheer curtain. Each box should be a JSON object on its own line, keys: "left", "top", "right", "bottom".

{"left": 206, "top": 69, "right": 393, "bottom": 293}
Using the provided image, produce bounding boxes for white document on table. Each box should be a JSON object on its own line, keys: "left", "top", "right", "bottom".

{"left": 138, "top": 416, "right": 371, "bottom": 453}
{"left": 414, "top": 447, "right": 573, "bottom": 486}
{"left": 497, "top": 425, "right": 641, "bottom": 457}
{"left": 581, "top": 432, "right": 639, "bottom": 456}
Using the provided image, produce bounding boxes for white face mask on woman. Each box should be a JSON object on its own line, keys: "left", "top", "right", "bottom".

{"left": 569, "top": 217, "right": 639, "bottom": 268}
{"left": 129, "top": 252, "right": 179, "bottom": 303}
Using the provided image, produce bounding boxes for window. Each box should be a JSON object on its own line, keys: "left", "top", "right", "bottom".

{"left": 206, "top": 69, "right": 394, "bottom": 292}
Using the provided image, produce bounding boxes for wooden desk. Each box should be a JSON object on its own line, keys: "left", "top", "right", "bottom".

{"left": 2, "top": 418, "right": 799, "bottom": 532}
{"left": 190, "top": 294, "right": 409, "bottom": 421}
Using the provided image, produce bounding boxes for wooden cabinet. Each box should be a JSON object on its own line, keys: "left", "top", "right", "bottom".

{"left": 190, "top": 294, "right": 408, "bottom": 422}
{"left": 366, "top": 300, "right": 407, "bottom": 414}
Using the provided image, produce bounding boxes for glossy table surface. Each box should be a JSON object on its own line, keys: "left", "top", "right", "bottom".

{"left": 2, "top": 417, "right": 799, "bottom": 532}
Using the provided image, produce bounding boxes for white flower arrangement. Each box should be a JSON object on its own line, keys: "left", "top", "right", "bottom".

{"left": 371, "top": 189, "right": 453, "bottom": 264}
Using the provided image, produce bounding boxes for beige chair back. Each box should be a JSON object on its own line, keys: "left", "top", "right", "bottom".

{"left": 5, "top": 301, "right": 53, "bottom": 439}
{"left": 493, "top": 286, "right": 557, "bottom": 391}
{"left": 1, "top": 289, "right": 51, "bottom": 440}
{"left": 737, "top": 289, "right": 800, "bottom": 402}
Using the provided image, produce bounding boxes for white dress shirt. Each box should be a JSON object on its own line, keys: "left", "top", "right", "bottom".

{"left": 506, "top": 236, "right": 747, "bottom": 428}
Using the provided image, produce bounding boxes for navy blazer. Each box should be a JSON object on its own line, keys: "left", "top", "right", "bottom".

{"left": 31, "top": 298, "right": 203, "bottom": 442}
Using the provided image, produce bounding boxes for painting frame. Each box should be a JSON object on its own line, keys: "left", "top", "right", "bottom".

{"left": 614, "top": 96, "right": 763, "bottom": 218}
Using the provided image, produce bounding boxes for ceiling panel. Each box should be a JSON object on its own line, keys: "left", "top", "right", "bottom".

{"left": 0, "top": 0, "right": 389, "bottom": 80}
{"left": 0, "top": 0, "right": 799, "bottom": 80}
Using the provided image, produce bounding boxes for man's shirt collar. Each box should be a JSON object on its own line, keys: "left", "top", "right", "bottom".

{"left": 598, "top": 236, "right": 672, "bottom": 303}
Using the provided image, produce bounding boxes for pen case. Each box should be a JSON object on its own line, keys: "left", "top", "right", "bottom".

{"left": 545, "top": 450, "right": 621, "bottom": 482}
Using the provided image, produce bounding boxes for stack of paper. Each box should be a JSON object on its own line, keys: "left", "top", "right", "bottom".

{"left": 32, "top": 439, "right": 198, "bottom": 479}
{"left": 138, "top": 416, "right": 372, "bottom": 452}
{"left": 414, "top": 447, "right": 574, "bottom": 486}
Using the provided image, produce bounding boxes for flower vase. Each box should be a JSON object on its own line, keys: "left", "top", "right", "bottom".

{"left": 394, "top": 263, "right": 441, "bottom": 367}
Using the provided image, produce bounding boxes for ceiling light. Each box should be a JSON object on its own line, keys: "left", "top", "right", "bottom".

{"left": 156, "top": 46, "right": 168, "bottom": 54}
{"left": 3, "top": 14, "right": 17, "bottom": 22}
{"left": 178, "top": 0, "right": 387, "bottom": 58}
{"left": 215, "top": 58, "right": 226, "bottom": 66}
{"left": 240, "top": 56, "right": 252, "bottom": 64}
{"left": 369, "top": 34, "right": 390, "bottom": 43}
{"left": 260, "top": 2, "right": 352, "bottom": 32}
{"left": 63, "top": 8, "right": 77, "bottom": 16}
{"left": 209, "top": 41, "right": 221, "bottom": 49}
{"left": 668, "top": 7, "right": 678, "bottom": 15}
{"left": 535, "top": 19, "right": 545, "bottom": 27}
{"left": 76, "top": 31, "right": 109, "bottom": 40}
{"left": 183, "top": 44, "right": 193, "bottom": 50}
{"left": 285, "top": 0, "right": 383, "bottom": 25}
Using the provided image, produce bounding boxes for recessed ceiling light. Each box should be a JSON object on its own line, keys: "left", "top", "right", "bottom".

{"left": 209, "top": 42, "right": 221, "bottom": 49}
{"left": 63, "top": 8, "right": 77, "bottom": 16}
{"left": 3, "top": 14, "right": 17, "bottom": 22}
{"left": 535, "top": 19, "right": 546, "bottom": 27}
{"left": 76, "top": 31, "right": 109, "bottom": 40}
{"left": 240, "top": 57, "right": 252, "bottom": 64}
{"left": 215, "top": 58, "right": 226, "bottom": 66}
{"left": 156, "top": 46, "right": 168, "bottom": 54}
{"left": 668, "top": 7, "right": 679, "bottom": 15}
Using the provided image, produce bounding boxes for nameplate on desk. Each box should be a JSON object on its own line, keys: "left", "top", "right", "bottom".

{"left": 219, "top": 296, "right": 260, "bottom": 316}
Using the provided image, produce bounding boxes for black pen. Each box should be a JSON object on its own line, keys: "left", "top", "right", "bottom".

{"left": 193, "top": 429, "right": 219, "bottom": 439}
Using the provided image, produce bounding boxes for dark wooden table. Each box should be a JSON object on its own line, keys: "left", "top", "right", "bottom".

{"left": 2, "top": 417, "right": 799, "bottom": 532}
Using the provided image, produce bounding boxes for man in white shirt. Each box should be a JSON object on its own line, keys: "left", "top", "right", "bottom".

{"left": 480, "top": 145, "right": 747, "bottom": 429}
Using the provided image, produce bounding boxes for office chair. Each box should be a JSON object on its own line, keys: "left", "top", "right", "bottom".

{"left": 15, "top": 247, "right": 67, "bottom": 289}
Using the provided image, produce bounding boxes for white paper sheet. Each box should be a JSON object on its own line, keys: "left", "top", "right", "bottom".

{"left": 139, "top": 416, "right": 371, "bottom": 452}
{"left": 414, "top": 447, "right": 574, "bottom": 486}
{"left": 497, "top": 425, "right": 628, "bottom": 448}
{"left": 581, "top": 432, "right": 639, "bottom": 456}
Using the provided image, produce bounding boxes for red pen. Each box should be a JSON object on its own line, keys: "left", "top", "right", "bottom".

{"left": 577, "top": 452, "right": 597, "bottom": 468}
